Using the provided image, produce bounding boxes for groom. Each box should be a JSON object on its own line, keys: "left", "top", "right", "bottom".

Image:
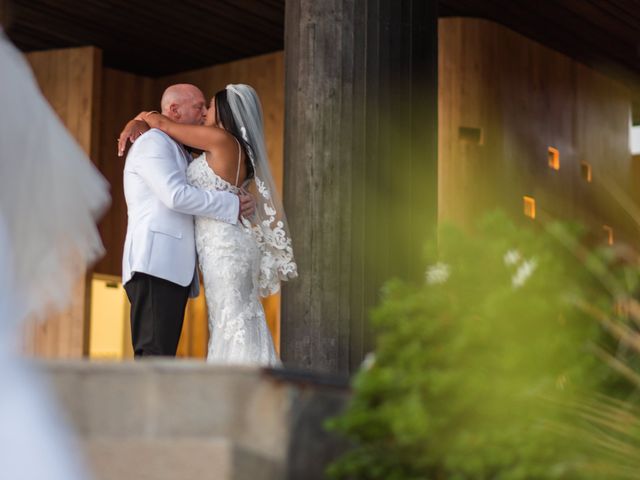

{"left": 120, "top": 84, "right": 255, "bottom": 357}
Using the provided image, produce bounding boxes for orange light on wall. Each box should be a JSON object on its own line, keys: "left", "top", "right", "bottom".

{"left": 580, "top": 161, "right": 592, "bottom": 182}
{"left": 548, "top": 147, "right": 560, "bottom": 170}
{"left": 603, "top": 225, "right": 614, "bottom": 245}
{"left": 523, "top": 196, "right": 536, "bottom": 219}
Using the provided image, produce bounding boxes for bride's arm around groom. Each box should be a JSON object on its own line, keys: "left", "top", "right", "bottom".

{"left": 126, "top": 128, "right": 239, "bottom": 222}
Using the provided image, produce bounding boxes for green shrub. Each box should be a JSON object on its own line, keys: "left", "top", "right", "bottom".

{"left": 327, "top": 212, "right": 628, "bottom": 480}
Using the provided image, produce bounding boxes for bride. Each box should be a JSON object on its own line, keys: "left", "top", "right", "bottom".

{"left": 120, "top": 84, "right": 297, "bottom": 366}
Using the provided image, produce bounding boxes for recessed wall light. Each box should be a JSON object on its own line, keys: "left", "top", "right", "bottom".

{"left": 603, "top": 225, "right": 614, "bottom": 245}
{"left": 548, "top": 147, "right": 560, "bottom": 170}
{"left": 580, "top": 162, "right": 592, "bottom": 182}
{"left": 523, "top": 196, "right": 536, "bottom": 219}
{"left": 458, "top": 126, "right": 483, "bottom": 145}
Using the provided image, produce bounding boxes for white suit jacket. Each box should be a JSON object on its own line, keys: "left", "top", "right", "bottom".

{"left": 122, "top": 129, "right": 239, "bottom": 297}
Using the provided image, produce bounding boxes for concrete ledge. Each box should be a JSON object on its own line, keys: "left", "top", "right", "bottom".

{"left": 85, "top": 438, "right": 282, "bottom": 480}
{"left": 38, "top": 360, "right": 351, "bottom": 480}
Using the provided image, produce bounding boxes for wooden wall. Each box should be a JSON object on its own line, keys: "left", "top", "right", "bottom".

{"left": 26, "top": 49, "right": 284, "bottom": 358}
{"left": 155, "top": 51, "right": 285, "bottom": 194}
{"left": 95, "top": 51, "right": 284, "bottom": 273}
{"left": 156, "top": 51, "right": 285, "bottom": 356}
{"left": 24, "top": 46, "right": 102, "bottom": 357}
{"left": 25, "top": 19, "right": 637, "bottom": 360}
{"left": 94, "top": 51, "right": 285, "bottom": 357}
{"left": 439, "top": 18, "right": 635, "bottom": 243}
{"left": 94, "top": 68, "right": 155, "bottom": 275}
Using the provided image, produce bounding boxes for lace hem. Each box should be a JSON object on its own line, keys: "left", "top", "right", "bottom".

{"left": 241, "top": 216, "right": 298, "bottom": 297}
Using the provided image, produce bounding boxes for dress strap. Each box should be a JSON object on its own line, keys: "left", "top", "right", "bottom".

{"left": 233, "top": 136, "right": 242, "bottom": 187}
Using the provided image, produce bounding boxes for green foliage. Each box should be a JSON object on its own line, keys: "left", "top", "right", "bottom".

{"left": 327, "top": 212, "right": 624, "bottom": 480}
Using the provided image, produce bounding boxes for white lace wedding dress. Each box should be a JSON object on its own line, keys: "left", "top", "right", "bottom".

{"left": 186, "top": 153, "right": 279, "bottom": 366}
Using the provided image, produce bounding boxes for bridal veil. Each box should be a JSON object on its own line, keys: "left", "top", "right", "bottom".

{"left": 226, "top": 83, "right": 297, "bottom": 296}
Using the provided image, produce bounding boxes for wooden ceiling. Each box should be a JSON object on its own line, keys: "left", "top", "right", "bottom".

{"left": 4, "top": 0, "right": 640, "bottom": 99}
{"left": 4, "top": 0, "right": 284, "bottom": 76}
{"left": 440, "top": 0, "right": 640, "bottom": 101}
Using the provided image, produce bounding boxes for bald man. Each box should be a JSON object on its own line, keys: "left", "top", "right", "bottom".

{"left": 122, "top": 84, "right": 253, "bottom": 357}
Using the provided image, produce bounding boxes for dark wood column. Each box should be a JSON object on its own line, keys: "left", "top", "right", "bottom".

{"left": 282, "top": 0, "right": 438, "bottom": 374}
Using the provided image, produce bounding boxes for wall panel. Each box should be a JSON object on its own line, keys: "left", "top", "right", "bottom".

{"left": 89, "top": 52, "right": 284, "bottom": 359}
{"left": 24, "top": 46, "right": 102, "bottom": 358}
{"left": 94, "top": 68, "right": 155, "bottom": 276}
{"left": 439, "top": 19, "right": 634, "bottom": 244}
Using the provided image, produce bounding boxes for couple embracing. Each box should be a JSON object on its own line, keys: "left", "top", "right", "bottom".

{"left": 118, "top": 83, "right": 297, "bottom": 366}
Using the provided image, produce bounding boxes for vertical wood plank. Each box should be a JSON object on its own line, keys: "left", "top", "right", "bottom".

{"left": 25, "top": 46, "right": 102, "bottom": 358}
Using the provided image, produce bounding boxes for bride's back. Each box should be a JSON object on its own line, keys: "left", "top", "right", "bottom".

{"left": 204, "top": 131, "right": 248, "bottom": 187}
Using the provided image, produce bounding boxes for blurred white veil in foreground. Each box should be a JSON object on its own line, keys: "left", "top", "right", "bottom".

{"left": 0, "top": 27, "right": 110, "bottom": 479}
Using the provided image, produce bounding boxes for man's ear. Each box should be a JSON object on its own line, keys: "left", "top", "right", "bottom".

{"left": 169, "top": 103, "right": 180, "bottom": 119}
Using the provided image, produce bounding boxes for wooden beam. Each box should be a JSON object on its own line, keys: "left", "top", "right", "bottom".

{"left": 281, "top": 0, "right": 438, "bottom": 374}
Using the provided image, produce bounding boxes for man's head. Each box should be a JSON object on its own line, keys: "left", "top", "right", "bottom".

{"left": 160, "top": 84, "right": 207, "bottom": 125}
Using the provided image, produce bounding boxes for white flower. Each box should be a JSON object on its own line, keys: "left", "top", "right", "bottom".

{"left": 504, "top": 249, "right": 522, "bottom": 266}
{"left": 425, "top": 262, "right": 451, "bottom": 285}
{"left": 361, "top": 352, "right": 376, "bottom": 371}
{"left": 511, "top": 258, "right": 537, "bottom": 288}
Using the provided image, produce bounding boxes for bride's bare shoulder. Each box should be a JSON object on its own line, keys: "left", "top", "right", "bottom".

{"left": 209, "top": 129, "right": 242, "bottom": 160}
{"left": 206, "top": 130, "right": 246, "bottom": 184}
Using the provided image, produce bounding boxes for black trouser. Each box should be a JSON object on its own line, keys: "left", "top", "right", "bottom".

{"left": 124, "top": 272, "right": 190, "bottom": 357}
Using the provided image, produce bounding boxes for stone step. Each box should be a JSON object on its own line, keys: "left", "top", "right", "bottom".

{"left": 40, "top": 360, "right": 351, "bottom": 480}
{"left": 85, "top": 437, "right": 281, "bottom": 480}
{"left": 44, "top": 360, "right": 289, "bottom": 462}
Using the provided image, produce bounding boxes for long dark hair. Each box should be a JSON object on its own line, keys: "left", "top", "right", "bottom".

{"left": 214, "top": 88, "right": 254, "bottom": 180}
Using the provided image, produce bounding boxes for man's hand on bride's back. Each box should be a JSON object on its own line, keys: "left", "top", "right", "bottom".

{"left": 118, "top": 120, "right": 151, "bottom": 157}
{"left": 239, "top": 190, "right": 256, "bottom": 219}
